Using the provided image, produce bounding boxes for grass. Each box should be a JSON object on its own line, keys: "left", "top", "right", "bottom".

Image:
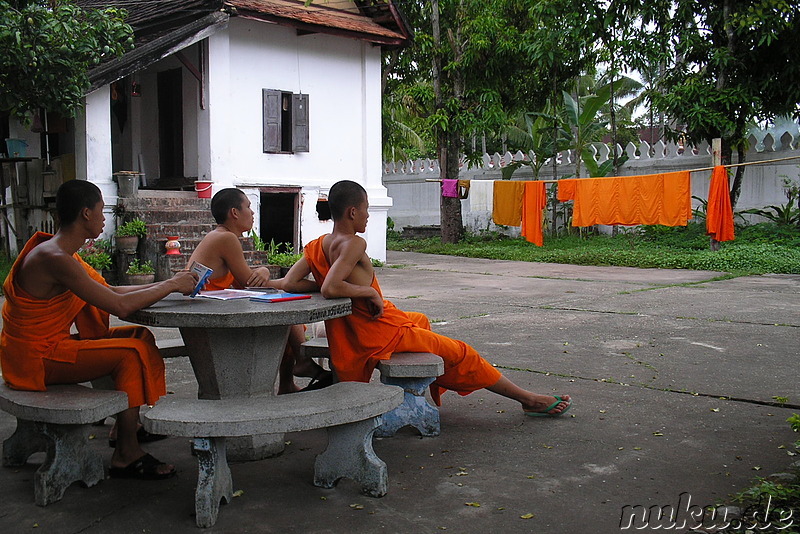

{"left": 0, "top": 253, "right": 13, "bottom": 294}
{"left": 388, "top": 222, "right": 800, "bottom": 275}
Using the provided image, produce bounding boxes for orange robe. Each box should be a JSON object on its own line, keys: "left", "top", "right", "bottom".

{"left": 492, "top": 180, "right": 525, "bottom": 226}
{"left": 520, "top": 181, "right": 547, "bottom": 246}
{"left": 557, "top": 172, "right": 692, "bottom": 227}
{"left": 303, "top": 236, "right": 501, "bottom": 404}
{"left": 203, "top": 271, "right": 236, "bottom": 291}
{"left": 0, "top": 232, "right": 166, "bottom": 407}
{"left": 706, "top": 166, "right": 735, "bottom": 242}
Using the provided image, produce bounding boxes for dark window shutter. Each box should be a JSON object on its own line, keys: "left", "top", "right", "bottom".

{"left": 292, "top": 93, "right": 309, "bottom": 153}
{"left": 263, "top": 89, "right": 281, "bottom": 153}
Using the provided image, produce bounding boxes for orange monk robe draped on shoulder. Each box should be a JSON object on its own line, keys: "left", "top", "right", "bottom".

{"left": 0, "top": 236, "right": 167, "bottom": 407}
{"left": 203, "top": 271, "right": 236, "bottom": 291}
{"left": 706, "top": 166, "right": 735, "bottom": 242}
{"left": 303, "top": 236, "right": 501, "bottom": 404}
{"left": 557, "top": 171, "right": 692, "bottom": 227}
{"left": 492, "top": 180, "right": 525, "bottom": 226}
{"left": 1, "top": 233, "right": 113, "bottom": 390}
{"left": 520, "top": 181, "right": 547, "bottom": 246}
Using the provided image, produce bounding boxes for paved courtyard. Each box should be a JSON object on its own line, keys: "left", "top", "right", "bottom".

{"left": 0, "top": 251, "right": 798, "bottom": 533}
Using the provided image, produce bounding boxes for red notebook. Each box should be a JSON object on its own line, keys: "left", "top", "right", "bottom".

{"left": 249, "top": 292, "right": 311, "bottom": 303}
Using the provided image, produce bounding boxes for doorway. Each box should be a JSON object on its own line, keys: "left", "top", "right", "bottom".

{"left": 157, "top": 68, "right": 184, "bottom": 181}
{"left": 259, "top": 189, "right": 300, "bottom": 252}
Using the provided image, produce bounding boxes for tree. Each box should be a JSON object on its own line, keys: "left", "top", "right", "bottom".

{"left": 645, "top": 0, "right": 800, "bottom": 207}
{"left": 384, "top": 0, "right": 595, "bottom": 243}
{"left": 0, "top": 0, "right": 133, "bottom": 124}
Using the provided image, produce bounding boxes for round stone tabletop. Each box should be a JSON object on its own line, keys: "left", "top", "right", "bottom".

{"left": 125, "top": 293, "right": 351, "bottom": 329}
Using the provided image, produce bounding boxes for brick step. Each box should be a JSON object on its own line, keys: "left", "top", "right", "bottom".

{"left": 122, "top": 191, "right": 210, "bottom": 209}
{"left": 144, "top": 222, "right": 216, "bottom": 238}
{"left": 135, "top": 210, "right": 213, "bottom": 225}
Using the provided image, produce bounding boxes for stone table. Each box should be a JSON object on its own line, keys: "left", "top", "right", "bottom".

{"left": 125, "top": 293, "right": 351, "bottom": 460}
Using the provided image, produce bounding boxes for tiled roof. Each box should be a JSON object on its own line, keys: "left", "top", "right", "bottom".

{"left": 227, "top": 0, "right": 408, "bottom": 44}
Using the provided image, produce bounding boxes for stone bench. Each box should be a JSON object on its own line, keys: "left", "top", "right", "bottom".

{"left": 142, "top": 382, "right": 403, "bottom": 528}
{"left": 300, "top": 338, "right": 445, "bottom": 437}
{"left": 0, "top": 383, "right": 128, "bottom": 506}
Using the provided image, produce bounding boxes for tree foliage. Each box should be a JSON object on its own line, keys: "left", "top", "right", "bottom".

{"left": 0, "top": 0, "right": 133, "bottom": 124}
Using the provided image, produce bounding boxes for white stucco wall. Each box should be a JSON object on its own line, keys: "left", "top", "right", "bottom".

{"left": 206, "top": 19, "right": 390, "bottom": 260}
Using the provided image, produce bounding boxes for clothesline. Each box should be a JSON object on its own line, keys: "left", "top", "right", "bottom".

{"left": 424, "top": 153, "right": 800, "bottom": 183}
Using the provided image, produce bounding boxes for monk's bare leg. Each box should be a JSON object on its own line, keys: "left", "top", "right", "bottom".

{"left": 277, "top": 347, "right": 301, "bottom": 394}
{"left": 110, "top": 407, "right": 174, "bottom": 475}
{"left": 486, "top": 376, "right": 571, "bottom": 415}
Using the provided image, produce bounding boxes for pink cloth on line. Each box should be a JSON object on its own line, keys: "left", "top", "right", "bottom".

{"left": 442, "top": 179, "right": 459, "bottom": 198}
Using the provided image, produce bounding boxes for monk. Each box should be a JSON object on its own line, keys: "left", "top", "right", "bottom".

{"left": 283, "top": 180, "right": 572, "bottom": 416}
{"left": 187, "top": 188, "right": 333, "bottom": 394}
{"left": 0, "top": 180, "right": 197, "bottom": 479}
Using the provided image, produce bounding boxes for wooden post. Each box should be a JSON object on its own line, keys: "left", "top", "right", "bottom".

{"left": 710, "top": 138, "right": 722, "bottom": 251}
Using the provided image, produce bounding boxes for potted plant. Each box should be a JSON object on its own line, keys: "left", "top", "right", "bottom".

{"left": 115, "top": 218, "right": 147, "bottom": 254}
{"left": 77, "top": 239, "right": 112, "bottom": 275}
{"left": 269, "top": 249, "right": 304, "bottom": 277}
{"left": 125, "top": 258, "right": 155, "bottom": 285}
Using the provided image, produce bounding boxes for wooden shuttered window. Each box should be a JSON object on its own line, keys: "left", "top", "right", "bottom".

{"left": 292, "top": 93, "right": 309, "bottom": 153}
{"left": 263, "top": 89, "right": 281, "bottom": 153}
{"left": 262, "top": 89, "right": 309, "bottom": 154}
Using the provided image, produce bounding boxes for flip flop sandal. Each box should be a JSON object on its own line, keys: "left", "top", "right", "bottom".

{"left": 300, "top": 370, "right": 334, "bottom": 392}
{"left": 524, "top": 395, "right": 572, "bottom": 417}
{"left": 108, "top": 453, "right": 176, "bottom": 481}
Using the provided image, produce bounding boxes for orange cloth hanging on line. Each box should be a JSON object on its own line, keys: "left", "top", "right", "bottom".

{"left": 492, "top": 180, "right": 525, "bottom": 226}
{"left": 556, "top": 171, "right": 692, "bottom": 227}
{"left": 706, "top": 166, "right": 735, "bottom": 242}
{"left": 520, "top": 181, "right": 547, "bottom": 246}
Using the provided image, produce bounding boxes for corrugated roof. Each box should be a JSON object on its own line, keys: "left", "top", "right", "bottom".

{"left": 226, "top": 0, "right": 408, "bottom": 45}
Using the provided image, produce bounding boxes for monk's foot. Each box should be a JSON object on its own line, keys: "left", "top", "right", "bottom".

{"left": 292, "top": 359, "right": 328, "bottom": 379}
{"left": 109, "top": 452, "right": 176, "bottom": 480}
{"left": 522, "top": 394, "right": 571, "bottom": 417}
{"left": 278, "top": 381, "right": 302, "bottom": 395}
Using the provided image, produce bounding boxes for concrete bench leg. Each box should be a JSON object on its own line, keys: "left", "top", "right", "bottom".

{"left": 375, "top": 376, "right": 440, "bottom": 438}
{"left": 192, "top": 437, "right": 233, "bottom": 528}
{"left": 3, "top": 418, "right": 104, "bottom": 506}
{"left": 314, "top": 417, "right": 388, "bottom": 497}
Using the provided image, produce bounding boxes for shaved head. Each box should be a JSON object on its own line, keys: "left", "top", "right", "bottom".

{"left": 328, "top": 180, "right": 367, "bottom": 221}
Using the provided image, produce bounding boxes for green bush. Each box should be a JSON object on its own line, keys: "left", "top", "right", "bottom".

{"left": 116, "top": 218, "right": 147, "bottom": 238}
{"left": 125, "top": 258, "right": 154, "bottom": 275}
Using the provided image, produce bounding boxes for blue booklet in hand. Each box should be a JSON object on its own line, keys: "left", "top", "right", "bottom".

{"left": 188, "top": 261, "right": 214, "bottom": 298}
{"left": 249, "top": 292, "right": 311, "bottom": 303}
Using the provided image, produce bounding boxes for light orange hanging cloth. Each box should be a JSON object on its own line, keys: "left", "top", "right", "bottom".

{"left": 520, "top": 181, "right": 547, "bottom": 246}
{"left": 492, "top": 180, "right": 525, "bottom": 226}
{"left": 557, "top": 172, "right": 692, "bottom": 227}
{"left": 303, "top": 236, "right": 500, "bottom": 405}
{"left": 706, "top": 166, "right": 735, "bottom": 242}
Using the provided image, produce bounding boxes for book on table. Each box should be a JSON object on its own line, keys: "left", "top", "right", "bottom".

{"left": 197, "top": 289, "right": 269, "bottom": 300}
{"left": 188, "top": 261, "right": 214, "bottom": 297}
{"left": 249, "top": 292, "right": 312, "bottom": 303}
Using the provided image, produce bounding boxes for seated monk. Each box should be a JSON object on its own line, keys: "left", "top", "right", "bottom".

{"left": 0, "top": 180, "right": 197, "bottom": 479}
{"left": 283, "top": 180, "right": 572, "bottom": 416}
{"left": 186, "top": 187, "right": 333, "bottom": 394}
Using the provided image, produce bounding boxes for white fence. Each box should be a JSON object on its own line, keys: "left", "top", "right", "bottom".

{"left": 383, "top": 119, "right": 800, "bottom": 235}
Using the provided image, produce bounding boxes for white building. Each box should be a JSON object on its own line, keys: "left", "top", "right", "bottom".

{"left": 6, "top": 0, "right": 410, "bottom": 261}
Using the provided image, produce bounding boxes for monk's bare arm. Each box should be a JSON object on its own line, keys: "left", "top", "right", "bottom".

{"left": 192, "top": 231, "right": 272, "bottom": 288}
{"left": 282, "top": 257, "right": 320, "bottom": 293}
{"left": 321, "top": 237, "right": 383, "bottom": 317}
{"left": 50, "top": 253, "right": 196, "bottom": 319}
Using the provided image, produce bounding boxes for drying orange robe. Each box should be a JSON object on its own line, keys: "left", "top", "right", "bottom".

{"left": 0, "top": 232, "right": 166, "bottom": 407}
{"left": 492, "top": 180, "right": 525, "bottom": 226}
{"left": 706, "top": 166, "right": 735, "bottom": 242}
{"left": 520, "top": 181, "right": 547, "bottom": 246}
{"left": 557, "top": 172, "right": 692, "bottom": 227}
{"left": 304, "top": 236, "right": 501, "bottom": 404}
{"left": 203, "top": 271, "right": 236, "bottom": 291}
